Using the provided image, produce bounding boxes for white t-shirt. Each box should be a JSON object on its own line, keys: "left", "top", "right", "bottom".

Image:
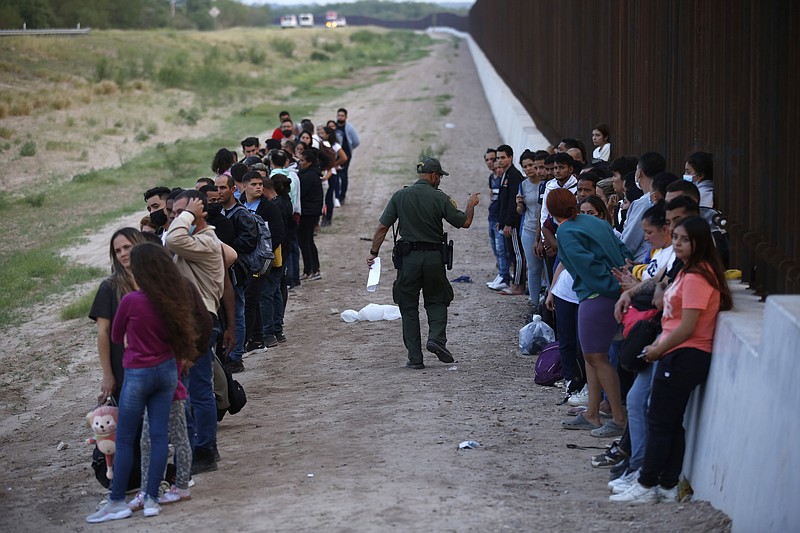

{"left": 540, "top": 176, "right": 578, "bottom": 228}
{"left": 551, "top": 267, "right": 579, "bottom": 304}
{"left": 593, "top": 143, "right": 611, "bottom": 162}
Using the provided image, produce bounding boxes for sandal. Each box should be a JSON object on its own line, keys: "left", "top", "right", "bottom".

{"left": 590, "top": 420, "right": 626, "bottom": 438}
{"left": 499, "top": 289, "right": 524, "bottom": 296}
{"left": 561, "top": 413, "right": 602, "bottom": 430}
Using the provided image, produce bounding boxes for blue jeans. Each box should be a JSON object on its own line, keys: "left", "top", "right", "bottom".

{"left": 111, "top": 358, "right": 177, "bottom": 502}
{"left": 554, "top": 295, "right": 584, "bottom": 382}
{"left": 230, "top": 283, "right": 246, "bottom": 362}
{"left": 186, "top": 315, "right": 220, "bottom": 454}
{"left": 488, "top": 220, "right": 509, "bottom": 281}
{"left": 521, "top": 226, "right": 544, "bottom": 304}
{"left": 337, "top": 164, "right": 349, "bottom": 201}
{"left": 627, "top": 363, "right": 656, "bottom": 471}
{"left": 285, "top": 238, "right": 301, "bottom": 287}
{"left": 324, "top": 174, "right": 340, "bottom": 221}
{"left": 259, "top": 267, "right": 285, "bottom": 336}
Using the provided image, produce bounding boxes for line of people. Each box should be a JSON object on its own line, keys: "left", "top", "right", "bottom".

{"left": 87, "top": 108, "right": 360, "bottom": 523}
{"left": 482, "top": 127, "right": 732, "bottom": 504}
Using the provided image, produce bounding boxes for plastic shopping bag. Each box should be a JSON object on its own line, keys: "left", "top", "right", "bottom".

{"left": 519, "top": 315, "right": 556, "bottom": 355}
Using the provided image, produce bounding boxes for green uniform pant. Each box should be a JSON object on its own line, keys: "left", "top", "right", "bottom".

{"left": 392, "top": 250, "right": 454, "bottom": 365}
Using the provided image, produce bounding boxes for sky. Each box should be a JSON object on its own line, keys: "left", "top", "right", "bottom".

{"left": 244, "top": 1, "right": 475, "bottom": 6}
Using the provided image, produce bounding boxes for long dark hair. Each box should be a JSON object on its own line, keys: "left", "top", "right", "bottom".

{"left": 129, "top": 243, "right": 200, "bottom": 361}
{"left": 674, "top": 216, "right": 732, "bottom": 311}
{"left": 109, "top": 228, "right": 148, "bottom": 301}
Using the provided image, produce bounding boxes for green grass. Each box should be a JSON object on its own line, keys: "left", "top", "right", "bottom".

{"left": 60, "top": 291, "right": 97, "bottom": 321}
{"left": 0, "top": 250, "right": 103, "bottom": 325}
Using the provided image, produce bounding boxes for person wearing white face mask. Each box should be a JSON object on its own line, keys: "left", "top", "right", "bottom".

{"left": 683, "top": 151, "right": 714, "bottom": 208}
{"left": 621, "top": 152, "right": 666, "bottom": 263}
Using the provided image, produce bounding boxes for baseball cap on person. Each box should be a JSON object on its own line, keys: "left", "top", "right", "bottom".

{"left": 416, "top": 157, "right": 449, "bottom": 176}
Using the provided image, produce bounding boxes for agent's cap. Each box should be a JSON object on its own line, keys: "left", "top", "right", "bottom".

{"left": 416, "top": 157, "right": 449, "bottom": 176}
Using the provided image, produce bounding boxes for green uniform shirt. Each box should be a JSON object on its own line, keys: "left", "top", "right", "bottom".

{"left": 379, "top": 179, "right": 467, "bottom": 242}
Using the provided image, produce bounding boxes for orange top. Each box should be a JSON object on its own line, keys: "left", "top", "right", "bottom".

{"left": 660, "top": 267, "right": 721, "bottom": 353}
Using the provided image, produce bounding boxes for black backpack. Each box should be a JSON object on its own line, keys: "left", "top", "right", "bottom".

{"left": 227, "top": 204, "right": 274, "bottom": 277}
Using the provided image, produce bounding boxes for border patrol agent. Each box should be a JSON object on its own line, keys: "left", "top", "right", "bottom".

{"left": 366, "top": 158, "right": 480, "bottom": 369}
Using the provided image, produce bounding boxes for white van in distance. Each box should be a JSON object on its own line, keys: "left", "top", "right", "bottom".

{"left": 298, "top": 13, "right": 314, "bottom": 27}
{"left": 280, "top": 15, "right": 297, "bottom": 29}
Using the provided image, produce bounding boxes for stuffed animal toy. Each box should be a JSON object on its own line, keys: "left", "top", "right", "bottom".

{"left": 86, "top": 404, "right": 119, "bottom": 480}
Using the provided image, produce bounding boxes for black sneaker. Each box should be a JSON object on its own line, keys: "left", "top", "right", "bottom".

{"left": 226, "top": 360, "right": 244, "bottom": 374}
{"left": 609, "top": 457, "right": 629, "bottom": 481}
{"left": 191, "top": 448, "right": 218, "bottom": 475}
{"left": 405, "top": 362, "right": 425, "bottom": 370}
{"left": 263, "top": 334, "right": 279, "bottom": 348}
{"left": 275, "top": 332, "right": 287, "bottom": 343}
{"left": 244, "top": 340, "right": 265, "bottom": 353}
{"left": 425, "top": 339, "right": 454, "bottom": 364}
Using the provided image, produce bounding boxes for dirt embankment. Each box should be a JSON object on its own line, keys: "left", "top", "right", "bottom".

{"left": 0, "top": 35, "right": 731, "bottom": 532}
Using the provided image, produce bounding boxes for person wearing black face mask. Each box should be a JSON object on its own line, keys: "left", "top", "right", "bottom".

{"left": 199, "top": 185, "right": 235, "bottom": 247}
{"left": 148, "top": 208, "right": 168, "bottom": 232}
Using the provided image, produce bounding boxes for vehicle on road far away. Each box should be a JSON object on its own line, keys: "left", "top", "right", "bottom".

{"left": 280, "top": 15, "right": 297, "bottom": 28}
{"left": 299, "top": 13, "right": 314, "bottom": 27}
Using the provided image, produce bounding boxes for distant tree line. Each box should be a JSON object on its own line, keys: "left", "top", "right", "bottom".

{"left": 0, "top": 0, "right": 272, "bottom": 30}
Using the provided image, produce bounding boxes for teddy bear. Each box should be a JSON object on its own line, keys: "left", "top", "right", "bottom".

{"left": 86, "top": 404, "right": 119, "bottom": 480}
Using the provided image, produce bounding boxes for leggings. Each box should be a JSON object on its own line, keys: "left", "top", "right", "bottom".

{"left": 141, "top": 400, "right": 191, "bottom": 491}
{"left": 298, "top": 215, "right": 320, "bottom": 274}
{"left": 504, "top": 226, "right": 525, "bottom": 286}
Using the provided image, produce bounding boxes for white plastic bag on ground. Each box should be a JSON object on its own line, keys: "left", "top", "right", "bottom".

{"left": 340, "top": 304, "right": 402, "bottom": 322}
{"left": 519, "top": 315, "right": 556, "bottom": 355}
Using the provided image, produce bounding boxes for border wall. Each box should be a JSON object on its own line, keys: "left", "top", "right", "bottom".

{"left": 433, "top": 19, "right": 800, "bottom": 533}
{"left": 469, "top": 0, "right": 799, "bottom": 297}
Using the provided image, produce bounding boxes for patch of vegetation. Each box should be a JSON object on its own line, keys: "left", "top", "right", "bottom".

{"left": 19, "top": 141, "right": 37, "bottom": 157}
{"left": 60, "top": 291, "right": 96, "bottom": 321}
{"left": 321, "top": 41, "right": 343, "bottom": 54}
{"left": 23, "top": 193, "right": 46, "bottom": 208}
{"left": 272, "top": 37, "right": 295, "bottom": 58}
{"left": 435, "top": 94, "right": 453, "bottom": 102}
{"left": 310, "top": 51, "right": 330, "bottom": 62}
{"left": 177, "top": 107, "right": 202, "bottom": 126}
{"left": 0, "top": 127, "right": 13, "bottom": 139}
{"left": 438, "top": 105, "right": 452, "bottom": 116}
{"left": 0, "top": 249, "right": 103, "bottom": 325}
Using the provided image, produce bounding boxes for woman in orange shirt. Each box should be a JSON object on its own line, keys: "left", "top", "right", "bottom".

{"left": 611, "top": 216, "right": 732, "bottom": 503}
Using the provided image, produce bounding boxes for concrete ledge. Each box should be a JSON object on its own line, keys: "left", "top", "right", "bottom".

{"left": 684, "top": 287, "right": 800, "bottom": 533}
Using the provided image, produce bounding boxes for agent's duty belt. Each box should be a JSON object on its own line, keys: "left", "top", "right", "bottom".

{"left": 408, "top": 241, "right": 444, "bottom": 251}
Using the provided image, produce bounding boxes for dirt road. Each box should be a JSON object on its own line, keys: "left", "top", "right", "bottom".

{"left": 0, "top": 35, "right": 730, "bottom": 532}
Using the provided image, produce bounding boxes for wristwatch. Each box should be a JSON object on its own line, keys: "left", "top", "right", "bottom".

{"left": 370, "top": 249, "right": 379, "bottom": 256}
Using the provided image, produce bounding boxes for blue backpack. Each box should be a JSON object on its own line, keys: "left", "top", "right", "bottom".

{"left": 534, "top": 342, "right": 562, "bottom": 386}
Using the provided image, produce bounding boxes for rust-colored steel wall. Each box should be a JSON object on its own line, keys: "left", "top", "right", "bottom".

{"left": 470, "top": 0, "right": 799, "bottom": 295}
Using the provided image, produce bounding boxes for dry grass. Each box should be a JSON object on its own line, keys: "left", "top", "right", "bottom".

{"left": 94, "top": 80, "right": 119, "bottom": 95}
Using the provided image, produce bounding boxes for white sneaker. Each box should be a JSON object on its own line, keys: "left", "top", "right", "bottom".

{"left": 161, "top": 485, "right": 191, "bottom": 504}
{"left": 143, "top": 495, "right": 161, "bottom": 517}
{"left": 567, "top": 384, "right": 589, "bottom": 407}
{"left": 488, "top": 281, "right": 509, "bottom": 291}
{"left": 657, "top": 485, "right": 679, "bottom": 502}
{"left": 486, "top": 275, "right": 502, "bottom": 287}
{"left": 128, "top": 491, "right": 145, "bottom": 511}
{"left": 610, "top": 469, "right": 640, "bottom": 494}
{"left": 609, "top": 481, "right": 658, "bottom": 503}
{"left": 333, "top": 198, "right": 341, "bottom": 207}
{"left": 86, "top": 500, "right": 132, "bottom": 523}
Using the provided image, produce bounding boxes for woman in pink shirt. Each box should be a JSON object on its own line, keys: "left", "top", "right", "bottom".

{"left": 611, "top": 216, "right": 732, "bottom": 504}
{"left": 88, "top": 243, "right": 205, "bottom": 523}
